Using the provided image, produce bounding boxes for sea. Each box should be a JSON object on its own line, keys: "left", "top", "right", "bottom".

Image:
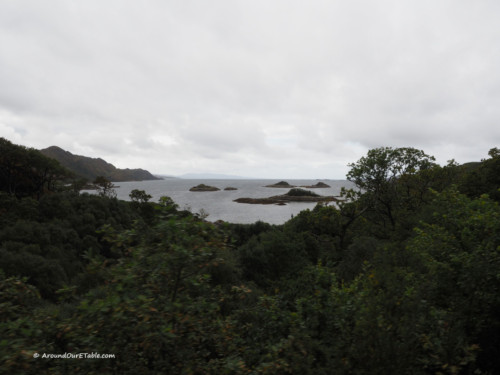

{"left": 99, "top": 179, "right": 356, "bottom": 225}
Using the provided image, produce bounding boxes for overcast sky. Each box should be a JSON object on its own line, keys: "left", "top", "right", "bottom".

{"left": 1, "top": 1, "right": 500, "bottom": 178}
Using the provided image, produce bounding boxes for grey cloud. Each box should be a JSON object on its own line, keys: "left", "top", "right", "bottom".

{"left": 1, "top": 1, "right": 500, "bottom": 178}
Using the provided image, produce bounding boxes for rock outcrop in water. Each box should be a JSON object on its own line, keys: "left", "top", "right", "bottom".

{"left": 234, "top": 188, "right": 338, "bottom": 205}
{"left": 300, "top": 181, "right": 331, "bottom": 188}
{"left": 189, "top": 184, "right": 220, "bottom": 192}
{"left": 264, "top": 181, "right": 296, "bottom": 188}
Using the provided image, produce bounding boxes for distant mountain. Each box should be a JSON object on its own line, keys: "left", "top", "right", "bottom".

{"left": 155, "top": 174, "right": 179, "bottom": 179}
{"left": 178, "top": 173, "right": 256, "bottom": 179}
{"left": 40, "top": 146, "right": 161, "bottom": 182}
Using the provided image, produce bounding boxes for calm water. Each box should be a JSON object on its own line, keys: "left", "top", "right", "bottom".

{"left": 104, "top": 179, "right": 355, "bottom": 224}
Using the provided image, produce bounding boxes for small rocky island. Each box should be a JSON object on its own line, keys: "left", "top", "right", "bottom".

{"left": 234, "top": 188, "right": 338, "bottom": 205}
{"left": 224, "top": 187, "right": 238, "bottom": 191}
{"left": 189, "top": 184, "right": 220, "bottom": 192}
{"left": 264, "top": 181, "right": 297, "bottom": 188}
{"left": 300, "top": 181, "right": 331, "bottom": 188}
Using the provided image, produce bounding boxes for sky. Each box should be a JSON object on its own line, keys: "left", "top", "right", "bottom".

{"left": 1, "top": 1, "right": 500, "bottom": 179}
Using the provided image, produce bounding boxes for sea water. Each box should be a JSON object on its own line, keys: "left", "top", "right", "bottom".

{"left": 104, "top": 179, "right": 355, "bottom": 225}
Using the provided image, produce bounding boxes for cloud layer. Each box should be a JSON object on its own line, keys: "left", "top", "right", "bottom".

{"left": 1, "top": 1, "right": 500, "bottom": 178}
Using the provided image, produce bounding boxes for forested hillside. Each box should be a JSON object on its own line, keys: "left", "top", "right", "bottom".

{"left": 1, "top": 139, "right": 500, "bottom": 374}
{"left": 40, "top": 145, "right": 161, "bottom": 182}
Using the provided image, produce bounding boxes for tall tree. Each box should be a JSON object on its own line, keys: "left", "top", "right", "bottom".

{"left": 346, "top": 147, "right": 437, "bottom": 231}
{"left": 93, "top": 176, "right": 117, "bottom": 198}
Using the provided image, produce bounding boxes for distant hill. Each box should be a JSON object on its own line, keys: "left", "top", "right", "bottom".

{"left": 40, "top": 146, "right": 161, "bottom": 182}
{"left": 155, "top": 174, "right": 179, "bottom": 179}
{"left": 178, "top": 173, "right": 256, "bottom": 179}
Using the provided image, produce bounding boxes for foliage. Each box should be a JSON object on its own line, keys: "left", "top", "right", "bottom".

{"left": 0, "top": 137, "right": 71, "bottom": 199}
{"left": 346, "top": 146, "right": 437, "bottom": 231}
{"left": 407, "top": 188, "right": 500, "bottom": 372}
{"left": 0, "top": 192, "right": 138, "bottom": 299}
{"left": 57, "top": 214, "right": 243, "bottom": 374}
{"left": 129, "top": 189, "right": 152, "bottom": 203}
{"left": 3, "top": 138, "right": 500, "bottom": 373}
{"left": 460, "top": 147, "right": 500, "bottom": 201}
{"left": 226, "top": 220, "right": 274, "bottom": 247}
{"left": 93, "top": 176, "right": 117, "bottom": 198}
{"left": 128, "top": 189, "right": 155, "bottom": 222}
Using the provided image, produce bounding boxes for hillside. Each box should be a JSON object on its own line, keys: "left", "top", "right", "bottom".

{"left": 40, "top": 146, "right": 161, "bottom": 182}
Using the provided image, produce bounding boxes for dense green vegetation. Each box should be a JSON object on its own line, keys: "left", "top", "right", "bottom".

{"left": 40, "top": 145, "right": 161, "bottom": 182}
{"left": 2, "top": 139, "right": 500, "bottom": 374}
{"left": 0, "top": 138, "right": 72, "bottom": 199}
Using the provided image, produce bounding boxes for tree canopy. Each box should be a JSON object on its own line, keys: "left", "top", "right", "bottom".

{"left": 2, "top": 138, "right": 500, "bottom": 374}
{"left": 0, "top": 137, "right": 71, "bottom": 199}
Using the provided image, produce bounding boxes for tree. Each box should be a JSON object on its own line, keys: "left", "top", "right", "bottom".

{"left": 412, "top": 189, "right": 500, "bottom": 368}
{"left": 488, "top": 147, "right": 500, "bottom": 158}
{"left": 59, "top": 209, "right": 246, "bottom": 374}
{"left": 238, "top": 229, "right": 312, "bottom": 287}
{"left": 93, "top": 176, "right": 116, "bottom": 198}
{"left": 346, "top": 147, "right": 437, "bottom": 231}
{"left": 460, "top": 147, "right": 500, "bottom": 202}
{"left": 0, "top": 137, "right": 70, "bottom": 199}
{"left": 129, "top": 189, "right": 152, "bottom": 203}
